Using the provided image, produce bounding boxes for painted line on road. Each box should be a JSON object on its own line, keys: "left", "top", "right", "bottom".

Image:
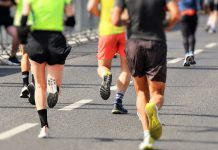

{"left": 194, "top": 49, "right": 204, "bottom": 55}
{"left": 110, "top": 81, "right": 133, "bottom": 91}
{"left": 58, "top": 99, "right": 93, "bottom": 111}
{"left": 205, "top": 42, "right": 217, "bottom": 48}
{"left": 167, "top": 58, "right": 183, "bottom": 64}
{"left": 0, "top": 123, "right": 38, "bottom": 140}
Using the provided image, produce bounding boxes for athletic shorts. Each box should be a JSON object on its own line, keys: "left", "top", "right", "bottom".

{"left": 25, "top": 30, "right": 71, "bottom": 65}
{"left": 125, "top": 39, "right": 167, "bottom": 83}
{"left": 0, "top": 16, "right": 13, "bottom": 28}
{"left": 97, "top": 32, "right": 126, "bottom": 59}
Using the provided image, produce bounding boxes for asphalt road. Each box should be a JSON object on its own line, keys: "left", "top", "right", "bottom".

{"left": 0, "top": 15, "right": 218, "bottom": 150}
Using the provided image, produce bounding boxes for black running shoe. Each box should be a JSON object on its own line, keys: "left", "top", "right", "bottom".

{"left": 47, "top": 78, "right": 59, "bottom": 108}
{"left": 112, "top": 104, "right": 128, "bottom": 114}
{"left": 20, "top": 86, "right": 29, "bottom": 98}
{"left": 100, "top": 72, "right": 112, "bottom": 100}
{"left": 27, "top": 82, "right": 35, "bottom": 105}
{"left": 47, "top": 86, "right": 59, "bottom": 108}
{"left": 8, "top": 56, "right": 20, "bottom": 66}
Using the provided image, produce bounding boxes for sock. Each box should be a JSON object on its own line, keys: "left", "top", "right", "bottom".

{"left": 114, "top": 92, "right": 124, "bottom": 105}
{"left": 37, "top": 109, "right": 49, "bottom": 128}
{"left": 22, "top": 71, "right": 29, "bottom": 86}
{"left": 144, "top": 130, "right": 150, "bottom": 139}
{"left": 32, "top": 74, "right": 35, "bottom": 85}
{"left": 189, "top": 50, "right": 194, "bottom": 56}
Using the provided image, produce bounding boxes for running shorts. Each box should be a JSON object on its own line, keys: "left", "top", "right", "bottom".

{"left": 0, "top": 16, "right": 13, "bottom": 28}
{"left": 25, "top": 30, "right": 71, "bottom": 65}
{"left": 97, "top": 32, "right": 126, "bottom": 59}
{"left": 125, "top": 39, "right": 167, "bottom": 83}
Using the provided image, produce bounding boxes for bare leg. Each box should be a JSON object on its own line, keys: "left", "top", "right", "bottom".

{"left": 6, "top": 26, "right": 19, "bottom": 57}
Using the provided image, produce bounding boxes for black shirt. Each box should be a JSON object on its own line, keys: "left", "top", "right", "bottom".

{"left": 115, "top": 0, "right": 172, "bottom": 41}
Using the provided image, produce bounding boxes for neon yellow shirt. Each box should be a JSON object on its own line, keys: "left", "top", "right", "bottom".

{"left": 14, "top": 0, "right": 33, "bottom": 26}
{"left": 99, "top": 0, "right": 125, "bottom": 36}
{"left": 28, "top": 0, "right": 72, "bottom": 31}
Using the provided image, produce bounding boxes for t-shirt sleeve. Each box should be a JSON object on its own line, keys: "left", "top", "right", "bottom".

{"left": 115, "top": 0, "right": 126, "bottom": 9}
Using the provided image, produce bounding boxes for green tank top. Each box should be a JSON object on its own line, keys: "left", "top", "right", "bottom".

{"left": 28, "top": 0, "right": 72, "bottom": 31}
{"left": 99, "top": 0, "right": 125, "bottom": 36}
{"left": 14, "top": 0, "right": 33, "bottom": 26}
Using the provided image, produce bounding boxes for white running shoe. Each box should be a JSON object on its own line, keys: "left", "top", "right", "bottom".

{"left": 139, "top": 135, "right": 154, "bottom": 150}
{"left": 38, "top": 126, "right": 49, "bottom": 138}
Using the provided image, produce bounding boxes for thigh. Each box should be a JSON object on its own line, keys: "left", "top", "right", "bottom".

{"left": 181, "top": 16, "right": 191, "bottom": 38}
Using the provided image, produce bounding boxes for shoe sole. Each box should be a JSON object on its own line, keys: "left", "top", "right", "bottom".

{"left": 146, "top": 103, "right": 162, "bottom": 140}
{"left": 112, "top": 109, "right": 128, "bottom": 114}
{"left": 27, "top": 84, "right": 35, "bottom": 105}
{"left": 47, "top": 92, "right": 58, "bottom": 108}
{"left": 100, "top": 74, "right": 112, "bottom": 100}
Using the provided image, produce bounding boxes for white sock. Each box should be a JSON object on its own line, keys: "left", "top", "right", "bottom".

{"left": 144, "top": 130, "right": 150, "bottom": 139}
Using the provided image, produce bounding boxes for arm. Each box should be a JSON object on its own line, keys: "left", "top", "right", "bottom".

{"left": 111, "top": 0, "right": 129, "bottom": 26}
{"left": 65, "top": 2, "right": 76, "bottom": 27}
{"left": 165, "top": 0, "right": 180, "bottom": 31}
{"left": 0, "top": 0, "right": 13, "bottom": 7}
{"left": 87, "top": 0, "right": 100, "bottom": 17}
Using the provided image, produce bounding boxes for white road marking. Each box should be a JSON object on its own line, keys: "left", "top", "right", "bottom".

{"left": 58, "top": 99, "right": 93, "bottom": 111}
{"left": 194, "top": 49, "right": 204, "bottom": 55}
{"left": 205, "top": 42, "right": 217, "bottom": 48}
{"left": 167, "top": 58, "right": 183, "bottom": 64}
{"left": 0, "top": 123, "right": 38, "bottom": 141}
{"left": 110, "top": 81, "right": 133, "bottom": 91}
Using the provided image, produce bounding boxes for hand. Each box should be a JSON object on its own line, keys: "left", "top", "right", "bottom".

{"left": 65, "top": 16, "right": 76, "bottom": 27}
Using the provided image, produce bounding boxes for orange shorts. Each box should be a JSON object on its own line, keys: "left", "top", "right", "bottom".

{"left": 97, "top": 32, "right": 126, "bottom": 60}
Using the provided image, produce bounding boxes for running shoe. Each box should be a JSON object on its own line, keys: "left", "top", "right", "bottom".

{"left": 139, "top": 136, "right": 154, "bottom": 150}
{"left": 189, "top": 54, "right": 196, "bottom": 65}
{"left": 27, "top": 82, "right": 35, "bottom": 105}
{"left": 145, "top": 102, "right": 162, "bottom": 140}
{"left": 183, "top": 55, "right": 191, "bottom": 67}
{"left": 20, "top": 86, "right": 29, "bottom": 98}
{"left": 38, "top": 126, "right": 49, "bottom": 138}
{"left": 112, "top": 103, "right": 128, "bottom": 114}
{"left": 47, "top": 78, "right": 59, "bottom": 108}
{"left": 208, "top": 28, "right": 216, "bottom": 34}
{"left": 8, "top": 56, "right": 20, "bottom": 66}
{"left": 100, "top": 71, "right": 112, "bottom": 100}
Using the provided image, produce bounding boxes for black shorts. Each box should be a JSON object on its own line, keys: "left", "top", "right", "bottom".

{"left": 25, "top": 31, "right": 71, "bottom": 65}
{"left": 125, "top": 39, "right": 167, "bottom": 83}
{"left": 0, "top": 16, "right": 13, "bottom": 28}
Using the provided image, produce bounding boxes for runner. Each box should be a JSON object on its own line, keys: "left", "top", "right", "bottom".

{"left": 0, "top": 0, "right": 20, "bottom": 65}
{"left": 14, "top": 0, "right": 35, "bottom": 105}
{"left": 205, "top": 0, "right": 218, "bottom": 33}
{"left": 87, "top": 0, "right": 131, "bottom": 114}
{"left": 18, "top": 0, "right": 75, "bottom": 138}
{"left": 112, "top": 0, "right": 179, "bottom": 149}
{"left": 179, "top": 0, "right": 199, "bottom": 66}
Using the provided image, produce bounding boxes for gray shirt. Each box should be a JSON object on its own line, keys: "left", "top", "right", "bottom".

{"left": 115, "top": 0, "right": 172, "bottom": 41}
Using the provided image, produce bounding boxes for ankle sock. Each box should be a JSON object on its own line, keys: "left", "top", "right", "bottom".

{"left": 114, "top": 92, "right": 124, "bottom": 105}
{"left": 22, "top": 71, "right": 29, "bottom": 86}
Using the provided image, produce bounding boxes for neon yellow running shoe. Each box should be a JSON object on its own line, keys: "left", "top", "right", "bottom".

{"left": 145, "top": 102, "right": 162, "bottom": 139}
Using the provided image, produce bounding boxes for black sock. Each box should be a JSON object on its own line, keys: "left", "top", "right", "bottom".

{"left": 22, "top": 71, "right": 29, "bottom": 86}
{"left": 37, "top": 109, "right": 48, "bottom": 128}
{"left": 32, "top": 74, "right": 35, "bottom": 85}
